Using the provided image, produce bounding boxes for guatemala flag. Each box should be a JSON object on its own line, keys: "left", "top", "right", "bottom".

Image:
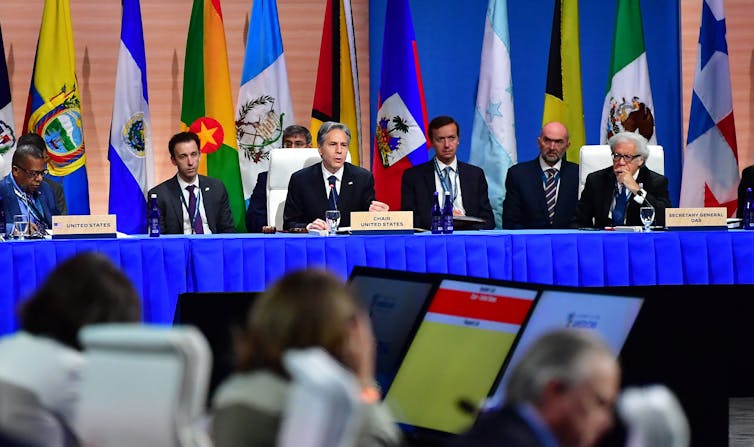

{"left": 372, "top": 0, "right": 428, "bottom": 211}
{"left": 679, "top": 0, "right": 738, "bottom": 216}
{"left": 0, "top": 22, "right": 15, "bottom": 177}
{"left": 235, "top": 0, "right": 295, "bottom": 201}
{"left": 469, "top": 0, "right": 516, "bottom": 229}
{"left": 108, "top": 0, "right": 153, "bottom": 234}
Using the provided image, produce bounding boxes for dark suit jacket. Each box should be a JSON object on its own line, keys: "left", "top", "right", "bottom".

{"left": 147, "top": 174, "right": 236, "bottom": 234}
{"left": 576, "top": 165, "right": 671, "bottom": 228}
{"left": 736, "top": 165, "right": 754, "bottom": 219}
{"left": 0, "top": 174, "right": 59, "bottom": 231}
{"left": 42, "top": 177, "right": 67, "bottom": 215}
{"left": 448, "top": 407, "right": 546, "bottom": 447}
{"left": 502, "top": 158, "right": 579, "bottom": 229}
{"left": 401, "top": 160, "right": 495, "bottom": 230}
{"left": 283, "top": 162, "right": 375, "bottom": 230}
{"left": 246, "top": 171, "right": 268, "bottom": 233}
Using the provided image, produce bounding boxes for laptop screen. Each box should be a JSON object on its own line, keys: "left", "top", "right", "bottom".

{"left": 383, "top": 279, "right": 538, "bottom": 435}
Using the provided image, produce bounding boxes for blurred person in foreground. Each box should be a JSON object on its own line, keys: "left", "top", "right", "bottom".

{"left": 450, "top": 329, "right": 620, "bottom": 447}
{"left": 211, "top": 268, "right": 401, "bottom": 447}
{"left": 0, "top": 252, "right": 141, "bottom": 444}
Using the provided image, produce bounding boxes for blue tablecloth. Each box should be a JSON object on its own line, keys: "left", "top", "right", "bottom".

{"left": 2, "top": 230, "right": 753, "bottom": 334}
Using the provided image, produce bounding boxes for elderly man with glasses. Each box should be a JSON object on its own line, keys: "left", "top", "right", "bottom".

{"left": 575, "top": 132, "right": 671, "bottom": 228}
{"left": 0, "top": 133, "right": 60, "bottom": 235}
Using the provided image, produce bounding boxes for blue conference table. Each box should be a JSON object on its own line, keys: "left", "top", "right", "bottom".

{"left": 1, "top": 229, "right": 753, "bottom": 334}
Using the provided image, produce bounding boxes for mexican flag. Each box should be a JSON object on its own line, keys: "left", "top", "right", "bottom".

{"left": 182, "top": 0, "right": 246, "bottom": 231}
{"left": 600, "top": 0, "right": 656, "bottom": 144}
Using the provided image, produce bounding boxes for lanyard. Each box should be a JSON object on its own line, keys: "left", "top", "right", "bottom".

{"left": 179, "top": 186, "right": 202, "bottom": 234}
{"left": 433, "top": 158, "right": 459, "bottom": 202}
{"left": 13, "top": 186, "right": 45, "bottom": 227}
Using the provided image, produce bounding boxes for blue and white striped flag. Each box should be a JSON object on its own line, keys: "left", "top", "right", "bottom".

{"left": 469, "top": 0, "right": 516, "bottom": 229}
{"left": 0, "top": 22, "right": 15, "bottom": 177}
{"left": 235, "top": 0, "right": 295, "bottom": 200}
{"left": 108, "top": 0, "right": 153, "bottom": 234}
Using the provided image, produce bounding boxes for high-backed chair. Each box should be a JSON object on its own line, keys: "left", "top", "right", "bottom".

{"left": 278, "top": 348, "right": 363, "bottom": 447}
{"left": 266, "top": 148, "right": 352, "bottom": 230}
{"left": 578, "top": 145, "right": 664, "bottom": 197}
{"left": 75, "top": 324, "right": 212, "bottom": 447}
{"left": 0, "top": 379, "right": 76, "bottom": 447}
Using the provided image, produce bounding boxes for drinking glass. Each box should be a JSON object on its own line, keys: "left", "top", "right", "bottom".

{"left": 325, "top": 210, "right": 341, "bottom": 235}
{"left": 639, "top": 206, "right": 655, "bottom": 232}
{"left": 13, "top": 215, "right": 29, "bottom": 240}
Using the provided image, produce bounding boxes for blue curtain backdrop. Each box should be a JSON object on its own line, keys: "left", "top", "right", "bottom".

{"left": 369, "top": 0, "right": 682, "bottom": 206}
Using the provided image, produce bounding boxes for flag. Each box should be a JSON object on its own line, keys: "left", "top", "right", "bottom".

{"left": 182, "top": 0, "right": 246, "bottom": 231}
{"left": 311, "top": 0, "right": 361, "bottom": 165}
{"left": 0, "top": 23, "right": 15, "bottom": 177}
{"left": 24, "top": 0, "right": 89, "bottom": 214}
{"left": 679, "top": 0, "right": 738, "bottom": 215}
{"left": 600, "top": 0, "right": 656, "bottom": 145}
{"left": 373, "top": 0, "right": 428, "bottom": 211}
{"left": 236, "top": 0, "right": 294, "bottom": 201}
{"left": 108, "top": 0, "right": 153, "bottom": 234}
{"left": 470, "top": 0, "right": 516, "bottom": 229}
{"left": 541, "top": 0, "right": 585, "bottom": 163}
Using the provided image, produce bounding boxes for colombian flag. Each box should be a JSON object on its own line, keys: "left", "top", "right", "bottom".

{"left": 182, "top": 0, "right": 245, "bottom": 231}
{"left": 24, "top": 0, "right": 90, "bottom": 214}
{"left": 311, "top": 0, "right": 361, "bottom": 165}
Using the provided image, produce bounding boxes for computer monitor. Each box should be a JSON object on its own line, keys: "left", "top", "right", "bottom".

{"left": 485, "top": 289, "right": 644, "bottom": 408}
{"left": 347, "top": 266, "right": 438, "bottom": 391}
{"left": 382, "top": 278, "right": 539, "bottom": 437}
{"left": 172, "top": 291, "right": 259, "bottom": 406}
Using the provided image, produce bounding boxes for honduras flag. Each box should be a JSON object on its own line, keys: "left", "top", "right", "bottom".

{"left": 108, "top": 0, "right": 153, "bottom": 234}
{"left": 470, "top": 0, "right": 517, "bottom": 229}
{"left": 0, "top": 22, "right": 15, "bottom": 177}
{"left": 235, "top": 0, "right": 295, "bottom": 201}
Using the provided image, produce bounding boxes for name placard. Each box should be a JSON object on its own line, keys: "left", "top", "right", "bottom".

{"left": 52, "top": 215, "right": 118, "bottom": 239}
{"left": 350, "top": 211, "right": 414, "bottom": 234}
{"left": 665, "top": 207, "right": 727, "bottom": 231}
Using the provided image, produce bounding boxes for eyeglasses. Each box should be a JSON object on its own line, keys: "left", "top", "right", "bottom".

{"left": 611, "top": 153, "right": 642, "bottom": 163}
{"left": 14, "top": 165, "right": 48, "bottom": 178}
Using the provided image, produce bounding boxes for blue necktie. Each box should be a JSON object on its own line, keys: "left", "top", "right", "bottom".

{"left": 441, "top": 167, "right": 453, "bottom": 197}
{"left": 612, "top": 185, "right": 628, "bottom": 225}
{"left": 186, "top": 185, "right": 204, "bottom": 234}
{"left": 328, "top": 176, "right": 338, "bottom": 210}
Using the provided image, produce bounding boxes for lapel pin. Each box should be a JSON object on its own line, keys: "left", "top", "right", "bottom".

{"left": 348, "top": 181, "right": 353, "bottom": 185}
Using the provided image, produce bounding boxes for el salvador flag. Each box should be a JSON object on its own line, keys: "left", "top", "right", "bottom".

{"left": 108, "top": 0, "right": 153, "bottom": 234}
{"left": 236, "top": 0, "right": 295, "bottom": 201}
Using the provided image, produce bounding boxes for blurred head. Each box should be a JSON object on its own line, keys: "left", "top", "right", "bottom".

{"left": 317, "top": 122, "right": 351, "bottom": 174}
{"left": 428, "top": 116, "right": 460, "bottom": 165}
{"left": 618, "top": 385, "right": 690, "bottom": 447}
{"left": 538, "top": 122, "right": 570, "bottom": 166}
{"left": 11, "top": 135, "right": 48, "bottom": 194}
{"left": 282, "top": 125, "right": 312, "bottom": 148}
{"left": 238, "top": 269, "right": 360, "bottom": 376}
{"left": 608, "top": 132, "right": 649, "bottom": 177}
{"left": 505, "top": 329, "right": 620, "bottom": 447}
{"left": 19, "top": 252, "right": 142, "bottom": 350}
{"left": 169, "top": 132, "right": 202, "bottom": 183}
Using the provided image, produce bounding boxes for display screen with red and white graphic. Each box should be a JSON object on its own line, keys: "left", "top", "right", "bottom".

{"left": 383, "top": 279, "right": 538, "bottom": 435}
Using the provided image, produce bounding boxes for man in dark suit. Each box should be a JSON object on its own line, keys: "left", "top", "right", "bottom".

{"left": 246, "top": 125, "right": 312, "bottom": 232}
{"left": 0, "top": 137, "right": 59, "bottom": 234}
{"left": 450, "top": 329, "right": 620, "bottom": 447}
{"left": 736, "top": 164, "right": 754, "bottom": 219}
{"left": 576, "top": 132, "right": 671, "bottom": 228}
{"left": 503, "top": 122, "right": 579, "bottom": 229}
{"left": 148, "top": 132, "right": 235, "bottom": 234}
{"left": 283, "top": 122, "right": 388, "bottom": 230}
{"left": 16, "top": 133, "right": 67, "bottom": 215}
{"left": 401, "top": 116, "right": 494, "bottom": 230}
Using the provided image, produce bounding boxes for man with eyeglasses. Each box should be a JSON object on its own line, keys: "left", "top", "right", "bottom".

{"left": 575, "top": 132, "right": 671, "bottom": 228}
{"left": 0, "top": 135, "right": 60, "bottom": 235}
{"left": 245, "top": 125, "right": 312, "bottom": 232}
{"left": 502, "top": 122, "right": 579, "bottom": 229}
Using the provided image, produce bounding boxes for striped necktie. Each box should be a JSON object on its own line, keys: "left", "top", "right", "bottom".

{"left": 544, "top": 168, "right": 558, "bottom": 225}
